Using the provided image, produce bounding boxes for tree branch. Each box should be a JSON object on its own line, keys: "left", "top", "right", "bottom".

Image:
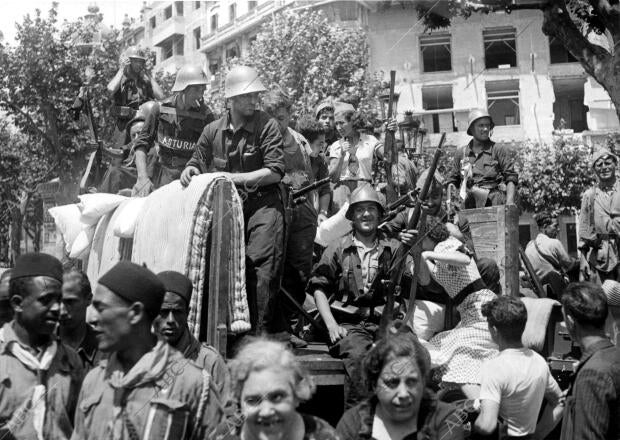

{"left": 0, "top": 100, "right": 60, "bottom": 159}
{"left": 540, "top": 0, "right": 613, "bottom": 80}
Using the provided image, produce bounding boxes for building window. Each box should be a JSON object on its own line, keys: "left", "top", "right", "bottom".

{"left": 195, "top": 1, "right": 201, "bottom": 9}
{"left": 549, "top": 36, "right": 577, "bottom": 64}
{"left": 483, "top": 27, "right": 517, "bottom": 69}
{"left": 194, "top": 27, "right": 201, "bottom": 49}
{"left": 226, "top": 45, "right": 239, "bottom": 60}
{"left": 211, "top": 14, "right": 218, "bottom": 31}
{"left": 419, "top": 34, "right": 451, "bottom": 73}
{"left": 421, "top": 85, "right": 455, "bottom": 133}
{"left": 229, "top": 3, "right": 236, "bottom": 21}
{"left": 338, "top": 2, "right": 357, "bottom": 21}
{"left": 486, "top": 80, "right": 520, "bottom": 126}
{"left": 175, "top": 36, "right": 184, "bottom": 56}
{"left": 164, "top": 5, "right": 172, "bottom": 20}
{"left": 248, "top": 1, "right": 257, "bottom": 10}
{"left": 519, "top": 223, "right": 532, "bottom": 250}
{"left": 175, "top": 1, "right": 184, "bottom": 16}
{"left": 552, "top": 78, "right": 587, "bottom": 132}
{"left": 249, "top": 35, "right": 257, "bottom": 47}
{"left": 150, "top": 16, "right": 156, "bottom": 29}
{"left": 161, "top": 40, "right": 173, "bottom": 60}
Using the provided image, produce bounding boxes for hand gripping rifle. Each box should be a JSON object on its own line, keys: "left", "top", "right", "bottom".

{"left": 378, "top": 132, "right": 446, "bottom": 337}
{"left": 76, "top": 80, "right": 105, "bottom": 193}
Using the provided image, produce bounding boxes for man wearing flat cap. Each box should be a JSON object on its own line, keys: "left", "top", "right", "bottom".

{"left": 155, "top": 270, "right": 231, "bottom": 409}
{"left": 579, "top": 149, "right": 620, "bottom": 284}
{"left": 72, "top": 261, "right": 222, "bottom": 440}
{"left": 0, "top": 253, "right": 84, "bottom": 440}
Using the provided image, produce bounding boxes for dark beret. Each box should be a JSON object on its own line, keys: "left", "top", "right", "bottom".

{"left": 98, "top": 261, "right": 165, "bottom": 318}
{"left": 11, "top": 253, "right": 63, "bottom": 283}
{"left": 157, "top": 271, "right": 193, "bottom": 306}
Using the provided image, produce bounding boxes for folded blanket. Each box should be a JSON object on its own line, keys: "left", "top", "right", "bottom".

{"left": 132, "top": 175, "right": 250, "bottom": 336}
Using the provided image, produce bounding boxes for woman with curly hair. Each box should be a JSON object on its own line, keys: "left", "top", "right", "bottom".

{"left": 336, "top": 332, "right": 465, "bottom": 440}
{"left": 212, "top": 337, "right": 339, "bottom": 440}
{"left": 420, "top": 216, "right": 499, "bottom": 399}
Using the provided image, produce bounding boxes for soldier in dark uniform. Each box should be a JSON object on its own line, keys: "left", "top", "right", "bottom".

{"left": 132, "top": 64, "right": 214, "bottom": 196}
{"left": 155, "top": 270, "right": 231, "bottom": 408}
{"left": 106, "top": 46, "right": 164, "bottom": 148}
{"left": 181, "top": 65, "right": 285, "bottom": 335}
{"left": 59, "top": 269, "right": 103, "bottom": 371}
{"left": 446, "top": 109, "right": 518, "bottom": 208}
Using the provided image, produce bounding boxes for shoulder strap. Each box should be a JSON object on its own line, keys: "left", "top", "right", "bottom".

{"left": 159, "top": 106, "right": 210, "bottom": 121}
{"left": 534, "top": 239, "right": 562, "bottom": 272}
{"left": 191, "top": 369, "right": 211, "bottom": 440}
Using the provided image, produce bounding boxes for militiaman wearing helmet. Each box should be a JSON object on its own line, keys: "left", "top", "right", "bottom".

{"left": 446, "top": 109, "right": 518, "bottom": 208}
{"left": 132, "top": 64, "right": 215, "bottom": 196}
{"left": 181, "top": 66, "right": 285, "bottom": 336}
{"left": 578, "top": 149, "right": 620, "bottom": 283}
{"left": 308, "top": 185, "right": 410, "bottom": 409}
{"left": 106, "top": 46, "right": 164, "bottom": 147}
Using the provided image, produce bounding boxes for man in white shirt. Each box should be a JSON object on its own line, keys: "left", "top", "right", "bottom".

{"left": 475, "top": 296, "right": 564, "bottom": 439}
{"left": 525, "top": 212, "right": 578, "bottom": 298}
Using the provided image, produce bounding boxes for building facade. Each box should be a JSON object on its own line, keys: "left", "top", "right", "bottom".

{"left": 127, "top": 0, "right": 618, "bottom": 145}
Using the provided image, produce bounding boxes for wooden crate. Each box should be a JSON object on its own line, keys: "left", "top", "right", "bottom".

{"left": 460, "top": 205, "right": 520, "bottom": 296}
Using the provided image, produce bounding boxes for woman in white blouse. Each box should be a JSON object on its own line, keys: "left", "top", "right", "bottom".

{"left": 328, "top": 109, "right": 382, "bottom": 211}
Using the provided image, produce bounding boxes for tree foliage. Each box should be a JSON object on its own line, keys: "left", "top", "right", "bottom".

{"left": 210, "top": 9, "right": 381, "bottom": 117}
{"left": 410, "top": 0, "right": 620, "bottom": 123}
{"left": 515, "top": 137, "right": 594, "bottom": 215}
{"left": 0, "top": 4, "right": 130, "bottom": 261}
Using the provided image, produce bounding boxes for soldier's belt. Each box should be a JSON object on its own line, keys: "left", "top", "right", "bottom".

{"left": 159, "top": 155, "right": 190, "bottom": 168}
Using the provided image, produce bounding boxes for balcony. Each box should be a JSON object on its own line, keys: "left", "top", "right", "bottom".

{"left": 200, "top": 1, "right": 284, "bottom": 53}
{"left": 152, "top": 16, "right": 186, "bottom": 47}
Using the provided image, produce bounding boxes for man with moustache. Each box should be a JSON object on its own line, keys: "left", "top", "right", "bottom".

{"left": 0, "top": 253, "right": 84, "bottom": 440}
{"left": 181, "top": 65, "right": 285, "bottom": 335}
{"left": 579, "top": 149, "right": 620, "bottom": 283}
{"left": 132, "top": 64, "right": 214, "bottom": 196}
{"left": 309, "top": 185, "right": 403, "bottom": 408}
{"left": 59, "top": 269, "right": 103, "bottom": 370}
{"left": 446, "top": 109, "right": 518, "bottom": 208}
{"left": 155, "top": 270, "right": 231, "bottom": 407}
{"left": 72, "top": 261, "right": 222, "bottom": 440}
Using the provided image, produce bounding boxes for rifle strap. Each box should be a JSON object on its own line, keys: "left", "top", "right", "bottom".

{"left": 534, "top": 240, "right": 562, "bottom": 273}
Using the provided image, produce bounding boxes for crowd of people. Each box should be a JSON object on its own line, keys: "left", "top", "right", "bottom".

{"left": 2, "top": 46, "right": 620, "bottom": 439}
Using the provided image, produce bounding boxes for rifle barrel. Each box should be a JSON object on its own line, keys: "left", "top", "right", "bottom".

{"left": 291, "top": 177, "right": 331, "bottom": 199}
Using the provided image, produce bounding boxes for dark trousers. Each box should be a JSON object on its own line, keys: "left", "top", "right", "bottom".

{"left": 244, "top": 190, "right": 285, "bottom": 334}
{"left": 329, "top": 321, "right": 378, "bottom": 409}
{"left": 281, "top": 211, "right": 317, "bottom": 334}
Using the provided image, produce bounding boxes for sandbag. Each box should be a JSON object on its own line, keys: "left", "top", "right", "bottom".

{"left": 69, "top": 225, "right": 97, "bottom": 259}
{"left": 113, "top": 197, "right": 147, "bottom": 238}
{"left": 48, "top": 204, "right": 82, "bottom": 253}
{"left": 78, "top": 193, "right": 127, "bottom": 226}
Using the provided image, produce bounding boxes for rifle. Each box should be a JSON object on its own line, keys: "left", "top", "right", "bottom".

{"left": 381, "top": 189, "right": 420, "bottom": 223}
{"left": 78, "top": 82, "right": 105, "bottom": 193}
{"left": 383, "top": 71, "right": 397, "bottom": 203}
{"left": 519, "top": 247, "right": 547, "bottom": 298}
{"left": 378, "top": 132, "right": 446, "bottom": 337}
{"left": 291, "top": 177, "right": 331, "bottom": 204}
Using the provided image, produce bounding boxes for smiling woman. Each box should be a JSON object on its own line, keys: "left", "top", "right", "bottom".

{"left": 212, "top": 337, "right": 340, "bottom": 440}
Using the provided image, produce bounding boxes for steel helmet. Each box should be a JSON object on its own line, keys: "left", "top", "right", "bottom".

{"left": 224, "top": 65, "right": 266, "bottom": 99}
{"left": 345, "top": 185, "right": 385, "bottom": 220}
{"left": 172, "top": 65, "right": 209, "bottom": 93}
{"left": 125, "top": 46, "right": 146, "bottom": 61}
{"left": 467, "top": 109, "right": 494, "bottom": 136}
{"left": 125, "top": 101, "right": 158, "bottom": 138}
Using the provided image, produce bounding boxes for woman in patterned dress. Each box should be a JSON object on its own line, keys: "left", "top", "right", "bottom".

{"left": 211, "top": 337, "right": 340, "bottom": 440}
{"left": 419, "top": 217, "right": 498, "bottom": 399}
